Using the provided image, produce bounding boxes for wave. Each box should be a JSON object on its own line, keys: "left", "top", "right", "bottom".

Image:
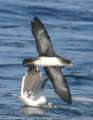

{"left": 72, "top": 96, "right": 93, "bottom": 103}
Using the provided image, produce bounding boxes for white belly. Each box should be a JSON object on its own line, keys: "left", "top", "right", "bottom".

{"left": 34, "top": 57, "right": 63, "bottom": 66}
{"left": 20, "top": 73, "right": 47, "bottom": 107}
{"left": 19, "top": 95, "right": 47, "bottom": 107}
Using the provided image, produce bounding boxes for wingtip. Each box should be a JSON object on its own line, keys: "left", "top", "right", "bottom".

{"left": 63, "top": 91, "right": 72, "bottom": 104}
{"left": 61, "top": 85, "right": 72, "bottom": 104}
{"left": 31, "top": 16, "right": 39, "bottom": 26}
{"left": 56, "top": 87, "right": 72, "bottom": 105}
{"left": 32, "top": 16, "right": 41, "bottom": 23}
{"left": 33, "top": 16, "right": 39, "bottom": 20}
{"left": 31, "top": 16, "right": 43, "bottom": 33}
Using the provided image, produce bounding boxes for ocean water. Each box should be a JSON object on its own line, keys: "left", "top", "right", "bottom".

{"left": 0, "top": 0, "right": 93, "bottom": 119}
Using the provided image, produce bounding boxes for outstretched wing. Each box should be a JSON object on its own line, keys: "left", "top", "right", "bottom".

{"left": 31, "top": 17, "right": 55, "bottom": 56}
{"left": 21, "top": 67, "right": 48, "bottom": 98}
{"left": 44, "top": 67, "right": 72, "bottom": 104}
{"left": 31, "top": 17, "right": 72, "bottom": 104}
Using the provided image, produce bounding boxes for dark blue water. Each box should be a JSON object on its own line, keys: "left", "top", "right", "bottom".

{"left": 0, "top": 0, "right": 93, "bottom": 119}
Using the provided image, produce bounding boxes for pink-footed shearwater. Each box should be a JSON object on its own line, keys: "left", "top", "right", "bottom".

{"left": 30, "top": 17, "right": 72, "bottom": 104}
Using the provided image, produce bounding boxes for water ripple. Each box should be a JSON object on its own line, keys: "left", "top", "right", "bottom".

{"left": 0, "top": 0, "right": 93, "bottom": 120}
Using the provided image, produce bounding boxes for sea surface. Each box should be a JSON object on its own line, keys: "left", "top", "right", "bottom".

{"left": 0, "top": 0, "right": 93, "bottom": 119}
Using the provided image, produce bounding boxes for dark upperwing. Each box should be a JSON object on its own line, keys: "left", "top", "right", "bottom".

{"left": 31, "top": 17, "right": 55, "bottom": 56}
{"left": 31, "top": 17, "right": 72, "bottom": 104}
{"left": 44, "top": 67, "right": 72, "bottom": 104}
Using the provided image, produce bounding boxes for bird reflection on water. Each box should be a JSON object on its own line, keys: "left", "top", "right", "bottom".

{"left": 20, "top": 106, "right": 45, "bottom": 116}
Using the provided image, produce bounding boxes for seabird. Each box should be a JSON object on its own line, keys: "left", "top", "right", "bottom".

{"left": 31, "top": 17, "right": 72, "bottom": 104}
{"left": 23, "top": 56, "right": 73, "bottom": 67}
{"left": 19, "top": 65, "right": 47, "bottom": 107}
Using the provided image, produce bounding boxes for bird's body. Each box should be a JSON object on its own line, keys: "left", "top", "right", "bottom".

{"left": 33, "top": 57, "right": 63, "bottom": 66}
{"left": 23, "top": 56, "right": 73, "bottom": 67}
{"left": 19, "top": 66, "right": 47, "bottom": 107}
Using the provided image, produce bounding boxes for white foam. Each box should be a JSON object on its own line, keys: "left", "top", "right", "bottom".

{"left": 72, "top": 96, "right": 93, "bottom": 103}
